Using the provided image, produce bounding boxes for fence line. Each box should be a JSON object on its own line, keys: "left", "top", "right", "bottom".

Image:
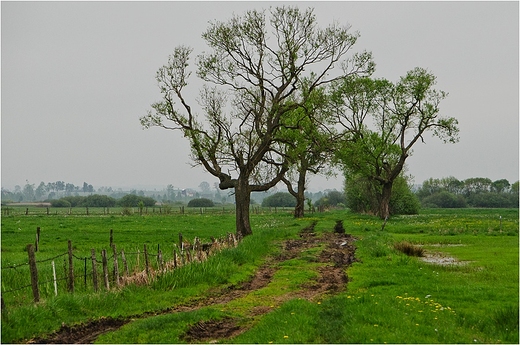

{"left": 0, "top": 205, "right": 307, "bottom": 217}
{"left": 1, "top": 231, "right": 239, "bottom": 309}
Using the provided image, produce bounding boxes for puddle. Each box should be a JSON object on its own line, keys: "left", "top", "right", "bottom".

{"left": 420, "top": 252, "right": 468, "bottom": 266}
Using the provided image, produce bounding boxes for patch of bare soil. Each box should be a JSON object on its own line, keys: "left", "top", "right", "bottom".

{"left": 29, "top": 224, "right": 358, "bottom": 344}
{"left": 181, "top": 318, "right": 243, "bottom": 343}
{"left": 29, "top": 318, "right": 128, "bottom": 344}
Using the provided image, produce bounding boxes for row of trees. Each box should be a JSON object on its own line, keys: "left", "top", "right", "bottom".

{"left": 261, "top": 176, "right": 519, "bottom": 211}
{"left": 1, "top": 181, "right": 95, "bottom": 202}
{"left": 416, "top": 177, "right": 519, "bottom": 208}
{"left": 141, "top": 6, "right": 460, "bottom": 237}
{"left": 50, "top": 194, "right": 157, "bottom": 208}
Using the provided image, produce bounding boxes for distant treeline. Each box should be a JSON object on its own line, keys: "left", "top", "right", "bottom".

{"left": 50, "top": 194, "right": 157, "bottom": 208}
{"left": 415, "top": 177, "right": 518, "bottom": 208}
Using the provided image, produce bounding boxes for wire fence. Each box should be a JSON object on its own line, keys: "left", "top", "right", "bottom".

{"left": 1, "top": 232, "right": 239, "bottom": 310}
{"left": 0, "top": 205, "right": 301, "bottom": 217}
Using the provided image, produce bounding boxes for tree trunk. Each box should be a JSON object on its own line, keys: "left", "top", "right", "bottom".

{"left": 235, "top": 178, "right": 253, "bottom": 238}
{"left": 378, "top": 181, "right": 393, "bottom": 220}
{"left": 294, "top": 172, "right": 306, "bottom": 218}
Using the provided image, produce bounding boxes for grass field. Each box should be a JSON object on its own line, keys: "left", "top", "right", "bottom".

{"left": 1, "top": 206, "right": 518, "bottom": 343}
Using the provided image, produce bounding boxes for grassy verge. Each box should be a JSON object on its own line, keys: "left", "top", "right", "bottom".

{"left": 1, "top": 213, "right": 299, "bottom": 343}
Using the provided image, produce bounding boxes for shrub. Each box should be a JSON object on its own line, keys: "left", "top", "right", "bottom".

{"left": 421, "top": 191, "right": 466, "bottom": 208}
{"left": 345, "top": 174, "right": 419, "bottom": 215}
{"left": 187, "top": 198, "right": 215, "bottom": 207}
{"left": 468, "top": 192, "right": 518, "bottom": 208}
{"left": 394, "top": 241, "right": 424, "bottom": 257}
{"left": 314, "top": 191, "right": 346, "bottom": 209}
{"left": 261, "top": 192, "right": 296, "bottom": 208}
{"left": 118, "top": 194, "right": 156, "bottom": 207}
{"left": 50, "top": 199, "right": 71, "bottom": 208}
{"left": 61, "top": 196, "right": 85, "bottom": 207}
{"left": 389, "top": 178, "right": 421, "bottom": 215}
{"left": 83, "top": 194, "right": 116, "bottom": 207}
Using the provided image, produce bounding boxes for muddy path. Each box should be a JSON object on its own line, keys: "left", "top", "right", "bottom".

{"left": 29, "top": 226, "right": 358, "bottom": 344}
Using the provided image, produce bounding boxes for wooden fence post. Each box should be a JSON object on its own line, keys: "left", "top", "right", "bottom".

{"left": 136, "top": 249, "right": 140, "bottom": 273}
{"left": 25, "top": 208, "right": 29, "bottom": 215}
{"left": 36, "top": 227, "right": 40, "bottom": 251}
{"left": 144, "top": 244, "right": 150, "bottom": 277}
{"left": 86, "top": 207, "right": 89, "bottom": 216}
{"left": 67, "top": 240, "right": 74, "bottom": 293}
{"left": 173, "top": 245, "right": 178, "bottom": 268}
{"left": 158, "top": 249, "right": 163, "bottom": 272}
{"left": 101, "top": 249, "right": 109, "bottom": 290}
{"left": 27, "top": 244, "right": 40, "bottom": 302}
{"left": 179, "top": 233, "right": 183, "bottom": 251}
{"left": 91, "top": 249, "right": 98, "bottom": 292}
{"left": 52, "top": 260, "right": 58, "bottom": 296}
{"left": 112, "top": 244, "right": 120, "bottom": 286}
{"left": 121, "top": 250, "right": 129, "bottom": 277}
{"left": 84, "top": 257, "right": 87, "bottom": 288}
{"left": 110, "top": 229, "right": 113, "bottom": 247}
{"left": 1, "top": 296, "right": 6, "bottom": 317}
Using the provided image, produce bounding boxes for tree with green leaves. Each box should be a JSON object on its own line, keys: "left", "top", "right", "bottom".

{"left": 141, "top": 6, "right": 372, "bottom": 237}
{"left": 334, "top": 68, "right": 459, "bottom": 219}
{"left": 280, "top": 85, "right": 341, "bottom": 218}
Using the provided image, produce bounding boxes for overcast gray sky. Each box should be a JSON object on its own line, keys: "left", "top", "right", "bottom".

{"left": 2, "top": 1, "right": 518, "bottom": 192}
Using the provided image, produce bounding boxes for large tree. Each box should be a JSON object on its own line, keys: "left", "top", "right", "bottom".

{"left": 141, "top": 6, "right": 372, "bottom": 237}
{"left": 334, "top": 68, "right": 459, "bottom": 219}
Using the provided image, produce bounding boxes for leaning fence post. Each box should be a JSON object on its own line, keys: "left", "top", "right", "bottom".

{"left": 52, "top": 260, "right": 58, "bottom": 296}
{"left": 67, "top": 240, "right": 74, "bottom": 293}
{"left": 112, "top": 244, "right": 120, "bottom": 286}
{"left": 109, "top": 229, "right": 113, "bottom": 247}
{"left": 101, "top": 249, "right": 109, "bottom": 290}
{"left": 91, "top": 249, "right": 98, "bottom": 292}
{"left": 27, "top": 244, "right": 40, "bottom": 302}
{"left": 144, "top": 244, "right": 150, "bottom": 277}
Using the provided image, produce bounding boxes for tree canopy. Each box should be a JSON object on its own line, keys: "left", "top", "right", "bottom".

{"left": 333, "top": 69, "right": 459, "bottom": 218}
{"left": 141, "top": 6, "right": 373, "bottom": 237}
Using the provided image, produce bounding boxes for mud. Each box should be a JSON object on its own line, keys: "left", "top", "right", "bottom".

{"left": 28, "top": 226, "right": 357, "bottom": 344}
{"left": 29, "top": 318, "right": 128, "bottom": 344}
{"left": 181, "top": 318, "right": 243, "bottom": 343}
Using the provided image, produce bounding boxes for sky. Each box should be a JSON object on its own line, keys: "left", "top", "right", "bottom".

{"left": 2, "top": 1, "right": 518, "bottom": 192}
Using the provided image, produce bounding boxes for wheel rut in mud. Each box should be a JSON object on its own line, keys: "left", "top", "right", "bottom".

{"left": 29, "top": 224, "right": 358, "bottom": 344}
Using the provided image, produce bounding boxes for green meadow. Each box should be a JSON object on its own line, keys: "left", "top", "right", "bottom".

{"left": 1, "top": 207, "right": 518, "bottom": 343}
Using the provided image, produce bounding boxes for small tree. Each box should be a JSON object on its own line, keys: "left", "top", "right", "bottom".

{"left": 334, "top": 69, "right": 459, "bottom": 219}
{"left": 141, "top": 6, "right": 372, "bottom": 237}
{"left": 281, "top": 85, "right": 344, "bottom": 218}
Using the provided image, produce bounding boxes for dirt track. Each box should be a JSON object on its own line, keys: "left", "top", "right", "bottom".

{"left": 29, "top": 227, "right": 358, "bottom": 344}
